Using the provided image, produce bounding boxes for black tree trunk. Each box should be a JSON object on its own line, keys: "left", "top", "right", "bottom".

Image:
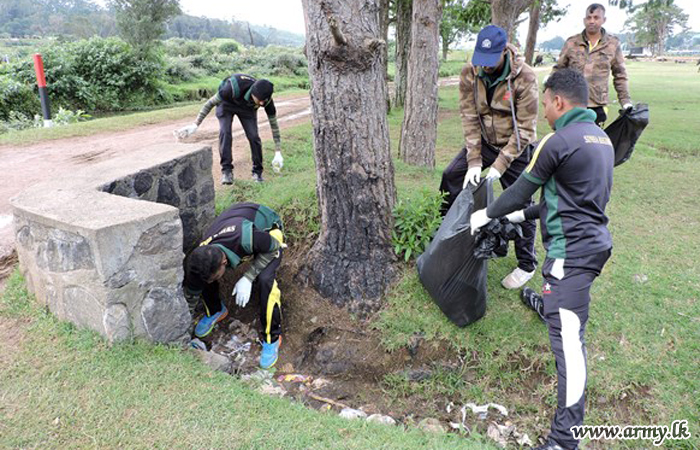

{"left": 399, "top": 0, "right": 443, "bottom": 168}
{"left": 299, "top": 0, "right": 398, "bottom": 315}
{"left": 394, "top": 0, "right": 412, "bottom": 109}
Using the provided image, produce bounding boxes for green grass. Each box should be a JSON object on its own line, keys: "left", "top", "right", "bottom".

{"left": 378, "top": 61, "right": 700, "bottom": 448}
{"left": 0, "top": 273, "right": 491, "bottom": 449}
{"left": 1, "top": 61, "right": 699, "bottom": 448}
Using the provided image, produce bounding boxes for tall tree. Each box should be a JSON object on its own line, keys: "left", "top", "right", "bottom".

{"left": 439, "top": 0, "right": 470, "bottom": 61}
{"left": 380, "top": 0, "right": 391, "bottom": 110}
{"left": 625, "top": 0, "right": 688, "bottom": 55}
{"left": 394, "top": 0, "right": 412, "bottom": 109}
{"left": 524, "top": 0, "right": 567, "bottom": 65}
{"left": 110, "top": 0, "right": 181, "bottom": 53}
{"left": 608, "top": 0, "right": 676, "bottom": 10}
{"left": 489, "top": 0, "right": 532, "bottom": 41}
{"left": 299, "top": 0, "right": 397, "bottom": 314}
{"left": 399, "top": 0, "right": 443, "bottom": 168}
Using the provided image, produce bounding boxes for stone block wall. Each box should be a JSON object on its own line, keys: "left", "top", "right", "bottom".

{"left": 11, "top": 144, "right": 215, "bottom": 343}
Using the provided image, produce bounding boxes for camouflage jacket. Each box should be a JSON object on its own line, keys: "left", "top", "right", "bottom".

{"left": 459, "top": 44, "right": 539, "bottom": 173}
{"left": 554, "top": 29, "right": 631, "bottom": 107}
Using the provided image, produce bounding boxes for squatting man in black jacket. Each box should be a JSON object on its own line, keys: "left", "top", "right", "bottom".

{"left": 184, "top": 202, "right": 285, "bottom": 369}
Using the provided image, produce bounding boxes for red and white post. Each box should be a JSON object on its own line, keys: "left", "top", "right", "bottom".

{"left": 32, "top": 53, "right": 52, "bottom": 127}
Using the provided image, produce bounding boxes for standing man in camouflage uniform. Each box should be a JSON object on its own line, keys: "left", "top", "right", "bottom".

{"left": 554, "top": 3, "right": 632, "bottom": 126}
{"left": 439, "top": 25, "right": 540, "bottom": 290}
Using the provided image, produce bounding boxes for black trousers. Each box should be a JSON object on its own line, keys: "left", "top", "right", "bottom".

{"left": 439, "top": 142, "right": 538, "bottom": 272}
{"left": 589, "top": 106, "right": 607, "bottom": 128}
{"left": 202, "top": 251, "right": 283, "bottom": 344}
{"left": 541, "top": 249, "right": 611, "bottom": 449}
{"left": 216, "top": 103, "right": 263, "bottom": 175}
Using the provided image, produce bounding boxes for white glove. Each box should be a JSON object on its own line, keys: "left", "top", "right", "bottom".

{"left": 622, "top": 102, "right": 633, "bottom": 110}
{"left": 175, "top": 123, "right": 198, "bottom": 140}
{"left": 485, "top": 167, "right": 502, "bottom": 181}
{"left": 463, "top": 166, "right": 482, "bottom": 188}
{"left": 505, "top": 209, "right": 526, "bottom": 224}
{"left": 470, "top": 208, "right": 491, "bottom": 235}
{"left": 272, "top": 151, "right": 284, "bottom": 173}
{"left": 233, "top": 277, "right": 253, "bottom": 307}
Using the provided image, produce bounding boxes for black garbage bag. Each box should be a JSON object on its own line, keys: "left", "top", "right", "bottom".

{"left": 473, "top": 218, "right": 523, "bottom": 259}
{"left": 604, "top": 103, "right": 649, "bottom": 167}
{"left": 416, "top": 180, "right": 493, "bottom": 327}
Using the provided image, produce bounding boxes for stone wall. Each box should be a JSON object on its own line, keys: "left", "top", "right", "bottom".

{"left": 11, "top": 144, "right": 215, "bottom": 343}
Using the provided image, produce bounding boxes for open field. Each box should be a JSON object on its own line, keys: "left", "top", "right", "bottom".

{"left": 1, "top": 61, "right": 698, "bottom": 449}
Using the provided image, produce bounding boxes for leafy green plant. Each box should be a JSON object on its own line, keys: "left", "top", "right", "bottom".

{"left": 392, "top": 189, "right": 445, "bottom": 261}
{"left": 52, "top": 107, "right": 91, "bottom": 125}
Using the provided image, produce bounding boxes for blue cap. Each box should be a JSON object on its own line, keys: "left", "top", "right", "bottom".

{"left": 472, "top": 25, "right": 507, "bottom": 67}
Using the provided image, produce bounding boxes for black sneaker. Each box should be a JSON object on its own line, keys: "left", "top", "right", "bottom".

{"left": 531, "top": 438, "right": 572, "bottom": 450}
{"left": 252, "top": 173, "right": 264, "bottom": 183}
{"left": 221, "top": 170, "right": 233, "bottom": 185}
{"left": 521, "top": 287, "right": 545, "bottom": 322}
{"left": 532, "top": 442, "right": 566, "bottom": 450}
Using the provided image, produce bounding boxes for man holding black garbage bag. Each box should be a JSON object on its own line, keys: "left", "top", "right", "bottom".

{"left": 471, "top": 68, "right": 614, "bottom": 450}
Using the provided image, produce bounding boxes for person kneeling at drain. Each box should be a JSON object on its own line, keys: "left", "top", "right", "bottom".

{"left": 184, "top": 202, "right": 285, "bottom": 369}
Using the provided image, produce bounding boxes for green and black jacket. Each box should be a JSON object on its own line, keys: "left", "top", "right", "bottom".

{"left": 185, "top": 203, "right": 283, "bottom": 296}
{"left": 194, "top": 74, "right": 281, "bottom": 150}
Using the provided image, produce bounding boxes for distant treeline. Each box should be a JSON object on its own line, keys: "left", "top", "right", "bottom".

{"left": 0, "top": 0, "right": 304, "bottom": 47}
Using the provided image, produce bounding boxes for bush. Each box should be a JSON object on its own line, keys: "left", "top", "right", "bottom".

{"left": 164, "top": 55, "right": 204, "bottom": 83}
{"left": 0, "top": 75, "right": 39, "bottom": 121}
{"left": 217, "top": 39, "right": 240, "bottom": 54}
{"left": 392, "top": 189, "right": 445, "bottom": 261}
{"left": 3, "top": 37, "right": 167, "bottom": 112}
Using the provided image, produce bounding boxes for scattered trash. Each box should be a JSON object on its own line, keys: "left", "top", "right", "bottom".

{"left": 311, "top": 377, "right": 330, "bottom": 389}
{"left": 193, "top": 349, "right": 231, "bottom": 374}
{"left": 367, "top": 414, "right": 396, "bottom": 426}
{"left": 633, "top": 274, "right": 648, "bottom": 284}
{"left": 418, "top": 417, "right": 446, "bottom": 434}
{"left": 258, "top": 382, "right": 286, "bottom": 397}
{"left": 339, "top": 408, "right": 367, "bottom": 420}
{"left": 277, "top": 374, "right": 312, "bottom": 383}
{"left": 281, "top": 363, "right": 294, "bottom": 373}
{"left": 486, "top": 421, "right": 532, "bottom": 448}
{"left": 190, "top": 338, "right": 207, "bottom": 351}
{"left": 241, "top": 369, "right": 273, "bottom": 384}
{"left": 464, "top": 402, "right": 508, "bottom": 420}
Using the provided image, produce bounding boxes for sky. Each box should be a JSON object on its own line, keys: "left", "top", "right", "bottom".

{"left": 96, "top": 0, "right": 699, "bottom": 43}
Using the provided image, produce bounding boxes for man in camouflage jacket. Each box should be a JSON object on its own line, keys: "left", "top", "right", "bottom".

{"left": 553, "top": 3, "right": 632, "bottom": 126}
{"left": 439, "top": 25, "right": 539, "bottom": 290}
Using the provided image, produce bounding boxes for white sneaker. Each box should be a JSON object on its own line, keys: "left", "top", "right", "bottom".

{"left": 501, "top": 267, "right": 535, "bottom": 289}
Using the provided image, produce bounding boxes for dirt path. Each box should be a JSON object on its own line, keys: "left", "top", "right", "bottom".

{"left": 0, "top": 94, "right": 312, "bottom": 271}
{"left": 0, "top": 76, "right": 464, "bottom": 279}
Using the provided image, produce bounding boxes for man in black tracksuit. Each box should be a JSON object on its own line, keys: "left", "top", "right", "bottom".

{"left": 184, "top": 202, "right": 284, "bottom": 369}
{"left": 470, "top": 69, "right": 614, "bottom": 450}
{"left": 177, "top": 74, "right": 284, "bottom": 184}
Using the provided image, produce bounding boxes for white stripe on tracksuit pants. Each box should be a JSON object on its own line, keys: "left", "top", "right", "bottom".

{"left": 541, "top": 249, "right": 611, "bottom": 449}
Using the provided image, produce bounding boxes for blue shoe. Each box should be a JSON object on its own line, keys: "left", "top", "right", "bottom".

{"left": 260, "top": 338, "right": 281, "bottom": 369}
{"left": 194, "top": 304, "right": 228, "bottom": 338}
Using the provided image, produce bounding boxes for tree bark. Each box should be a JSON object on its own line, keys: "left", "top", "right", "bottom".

{"left": 490, "top": 0, "right": 532, "bottom": 41}
{"left": 379, "top": 0, "right": 391, "bottom": 110}
{"left": 299, "top": 0, "right": 397, "bottom": 315}
{"left": 398, "top": 0, "right": 442, "bottom": 168}
{"left": 524, "top": 0, "right": 541, "bottom": 66}
{"left": 394, "top": 0, "right": 412, "bottom": 109}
